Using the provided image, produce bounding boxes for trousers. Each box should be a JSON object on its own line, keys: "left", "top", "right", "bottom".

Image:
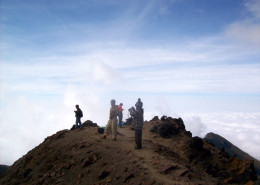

{"left": 105, "top": 118, "right": 118, "bottom": 139}
{"left": 119, "top": 112, "right": 123, "bottom": 127}
{"left": 75, "top": 117, "right": 82, "bottom": 128}
{"left": 135, "top": 129, "right": 142, "bottom": 149}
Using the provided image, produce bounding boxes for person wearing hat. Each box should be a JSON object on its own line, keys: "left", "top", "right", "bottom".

{"left": 135, "top": 98, "right": 143, "bottom": 108}
{"left": 103, "top": 99, "right": 119, "bottom": 140}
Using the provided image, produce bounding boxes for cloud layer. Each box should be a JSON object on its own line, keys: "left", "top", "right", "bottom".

{"left": 183, "top": 112, "right": 260, "bottom": 160}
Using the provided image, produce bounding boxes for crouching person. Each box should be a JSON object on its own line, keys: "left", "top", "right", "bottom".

{"left": 131, "top": 99, "right": 144, "bottom": 149}
{"left": 103, "top": 99, "right": 119, "bottom": 141}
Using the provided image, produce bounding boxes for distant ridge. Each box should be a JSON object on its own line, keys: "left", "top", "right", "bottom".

{"left": 0, "top": 165, "right": 9, "bottom": 175}
{"left": 204, "top": 132, "right": 260, "bottom": 176}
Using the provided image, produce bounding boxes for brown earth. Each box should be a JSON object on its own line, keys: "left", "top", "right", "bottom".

{"left": 0, "top": 117, "right": 258, "bottom": 185}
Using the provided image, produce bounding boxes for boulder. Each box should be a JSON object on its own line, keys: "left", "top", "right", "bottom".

{"left": 159, "top": 122, "right": 180, "bottom": 138}
{"left": 150, "top": 116, "right": 159, "bottom": 122}
{"left": 82, "top": 120, "right": 98, "bottom": 127}
{"left": 71, "top": 120, "right": 98, "bottom": 130}
{"left": 189, "top": 137, "right": 203, "bottom": 150}
{"left": 160, "top": 116, "right": 167, "bottom": 121}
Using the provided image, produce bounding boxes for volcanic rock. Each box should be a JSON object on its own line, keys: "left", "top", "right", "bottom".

{"left": 204, "top": 132, "right": 260, "bottom": 176}
{"left": 150, "top": 116, "right": 159, "bottom": 122}
{"left": 70, "top": 120, "right": 98, "bottom": 130}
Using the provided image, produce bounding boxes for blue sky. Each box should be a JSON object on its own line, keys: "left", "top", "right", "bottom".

{"left": 1, "top": 0, "right": 260, "bottom": 165}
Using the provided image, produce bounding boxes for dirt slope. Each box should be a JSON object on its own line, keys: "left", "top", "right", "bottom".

{"left": 0, "top": 117, "right": 257, "bottom": 185}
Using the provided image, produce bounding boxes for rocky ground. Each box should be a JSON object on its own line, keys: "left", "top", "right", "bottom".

{"left": 204, "top": 132, "right": 260, "bottom": 177}
{"left": 0, "top": 117, "right": 258, "bottom": 185}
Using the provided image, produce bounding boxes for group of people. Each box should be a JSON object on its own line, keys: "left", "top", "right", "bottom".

{"left": 74, "top": 98, "right": 144, "bottom": 150}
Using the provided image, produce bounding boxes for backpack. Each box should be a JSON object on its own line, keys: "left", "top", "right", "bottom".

{"left": 79, "top": 110, "right": 83, "bottom": 117}
{"left": 97, "top": 127, "right": 104, "bottom": 134}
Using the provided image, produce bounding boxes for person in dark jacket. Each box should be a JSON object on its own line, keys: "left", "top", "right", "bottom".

{"left": 74, "top": 105, "right": 83, "bottom": 129}
{"left": 131, "top": 99, "right": 144, "bottom": 149}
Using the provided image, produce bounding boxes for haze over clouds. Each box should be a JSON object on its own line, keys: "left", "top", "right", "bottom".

{"left": 1, "top": 0, "right": 260, "bottom": 165}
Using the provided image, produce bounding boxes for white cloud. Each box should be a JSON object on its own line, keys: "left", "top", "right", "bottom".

{"left": 0, "top": 93, "right": 72, "bottom": 165}
{"left": 226, "top": 21, "right": 260, "bottom": 48}
{"left": 121, "top": 63, "right": 260, "bottom": 94}
{"left": 91, "top": 61, "right": 123, "bottom": 84}
{"left": 182, "top": 115, "right": 207, "bottom": 137}
{"left": 225, "top": 0, "right": 260, "bottom": 48}
{"left": 182, "top": 112, "right": 260, "bottom": 160}
{"left": 63, "top": 85, "right": 81, "bottom": 107}
{"left": 0, "top": 60, "right": 125, "bottom": 165}
{"left": 245, "top": 0, "right": 260, "bottom": 20}
{"left": 153, "top": 96, "right": 179, "bottom": 118}
{"left": 155, "top": 96, "right": 173, "bottom": 116}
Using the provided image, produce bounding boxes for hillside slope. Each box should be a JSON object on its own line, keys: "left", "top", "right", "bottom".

{"left": 204, "top": 132, "right": 260, "bottom": 176}
{"left": 0, "top": 117, "right": 257, "bottom": 185}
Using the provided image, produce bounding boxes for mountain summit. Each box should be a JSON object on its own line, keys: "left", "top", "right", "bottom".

{"left": 0, "top": 117, "right": 257, "bottom": 184}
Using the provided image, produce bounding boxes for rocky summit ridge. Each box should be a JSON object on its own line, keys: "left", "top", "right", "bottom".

{"left": 204, "top": 132, "right": 260, "bottom": 177}
{"left": 0, "top": 116, "right": 258, "bottom": 185}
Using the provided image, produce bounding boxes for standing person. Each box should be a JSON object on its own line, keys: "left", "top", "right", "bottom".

{"left": 118, "top": 103, "right": 124, "bottom": 128}
{"left": 103, "top": 99, "right": 119, "bottom": 140}
{"left": 74, "top": 105, "right": 83, "bottom": 129}
{"left": 131, "top": 99, "right": 144, "bottom": 149}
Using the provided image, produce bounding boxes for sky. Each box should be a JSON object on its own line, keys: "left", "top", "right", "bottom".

{"left": 0, "top": 0, "right": 260, "bottom": 165}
